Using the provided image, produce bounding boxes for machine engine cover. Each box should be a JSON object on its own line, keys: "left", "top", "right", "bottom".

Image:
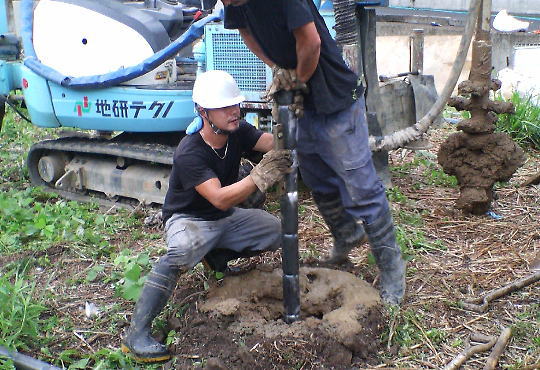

{"left": 33, "top": 0, "right": 177, "bottom": 85}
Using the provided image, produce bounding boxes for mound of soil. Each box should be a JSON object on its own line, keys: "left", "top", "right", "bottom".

{"left": 166, "top": 266, "right": 384, "bottom": 369}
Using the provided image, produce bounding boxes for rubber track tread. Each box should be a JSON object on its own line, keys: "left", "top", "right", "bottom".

{"left": 29, "top": 136, "right": 175, "bottom": 165}
{"left": 26, "top": 137, "right": 176, "bottom": 208}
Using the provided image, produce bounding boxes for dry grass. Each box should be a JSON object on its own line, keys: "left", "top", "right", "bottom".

{"left": 8, "top": 124, "right": 538, "bottom": 369}
{"left": 289, "top": 124, "right": 540, "bottom": 369}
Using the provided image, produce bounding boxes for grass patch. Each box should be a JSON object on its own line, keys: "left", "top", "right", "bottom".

{"left": 390, "top": 154, "right": 457, "bottom": 188}
{"left": 497, "top": 92, "right": 540, "bottom": 150}
{"left": 0, "top": 273, "right": 51, "bottom": 351}
{"left": 0, "top": 187, "right": 137, "bottom": 256}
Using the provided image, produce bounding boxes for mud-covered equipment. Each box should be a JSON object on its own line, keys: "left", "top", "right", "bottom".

{"left": 192, "top": 70, "right": 245, "bottom": 109}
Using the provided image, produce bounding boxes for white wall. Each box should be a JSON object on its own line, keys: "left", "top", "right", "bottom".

{"left": 389, "top": 0, "right": 540, "bottom": 15}
{"left": 376, "top": 35, "right": 473, "bottom": 94}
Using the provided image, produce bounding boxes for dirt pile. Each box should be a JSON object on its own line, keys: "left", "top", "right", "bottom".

{"left": 168, "top": 266, "right": 384, "bottom": 369}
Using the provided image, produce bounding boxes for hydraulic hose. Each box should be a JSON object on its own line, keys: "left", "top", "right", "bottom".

{"left": 19, "top": 0, "right": 223, "bottom": 89}
{"left": 368, "top": 0, "right": 482, "bottom": 151}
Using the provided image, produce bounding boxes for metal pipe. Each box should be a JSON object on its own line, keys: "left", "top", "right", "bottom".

{"left": 273, "top": 90, "right": 300, "bottom": 324}
{"left": 0, "top": 346, "right": 61, "bottom": 370}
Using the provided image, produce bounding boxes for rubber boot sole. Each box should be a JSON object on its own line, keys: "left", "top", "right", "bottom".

{"left": 121, "top": 343, "right": 171, "bottom": 363}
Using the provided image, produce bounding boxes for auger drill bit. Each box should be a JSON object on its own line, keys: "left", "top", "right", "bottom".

{"left": 273, "top": 90, "right": 300, "bottom": 323}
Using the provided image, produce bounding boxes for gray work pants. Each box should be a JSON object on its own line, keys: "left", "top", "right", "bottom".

{"left": 158, "top": 207, "right": 281, "bottom": 271}
{"left": 297, "top": 97, "right": 389, "bottom": 224}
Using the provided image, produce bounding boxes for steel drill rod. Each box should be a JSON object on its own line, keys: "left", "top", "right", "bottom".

{"left": 274, "top": 90, "right": 300, "bottom": 323}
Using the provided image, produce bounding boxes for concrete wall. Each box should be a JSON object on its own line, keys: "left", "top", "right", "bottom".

{"left": 389, "top": 0, "right": 540, "bottom": 15}
{"left": 375, "top": 24, "right": 540, "bottom": 96}
{"left": 376, "top": 33, "right": 473, "bottom": 94}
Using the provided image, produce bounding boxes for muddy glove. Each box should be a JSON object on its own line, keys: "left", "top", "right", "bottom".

{"left": 264, "top": 67, "right": 296, "bottom": 99}
{"left": 265, "top": 67, "right": 309, "bottom": 120}
{"left": 250, "top": 149, "right": 293, "bottom": 192}
{"left": 271, "top": 90, "right": 307, "bottom": 121}
{"left": 290, "top": 91, "right": 305, "bottom": 118}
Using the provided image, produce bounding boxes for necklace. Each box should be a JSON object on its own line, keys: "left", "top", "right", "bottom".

{"left": 200, "top": 131, "right": 229, "bottom": 160}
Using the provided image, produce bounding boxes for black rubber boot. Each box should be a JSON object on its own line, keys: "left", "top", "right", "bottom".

{"left": 122, "top": 262, "right": 178, "bottom": 363}
{"left": 364, "top": 209, "right": 406, "bottom": 305}
{"left": 203, "top": 249, "right": 258, "bottom": 275}
{"left": 312, "top": 192, "right": 368, "bottom": 264}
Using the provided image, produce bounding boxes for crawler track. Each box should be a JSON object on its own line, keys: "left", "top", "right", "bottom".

{"left": 26, "top": 133, "right": 182, "bottom": 208}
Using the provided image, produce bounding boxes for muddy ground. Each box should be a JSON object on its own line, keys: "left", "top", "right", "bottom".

{"left": 3, "top": 124, "right": 539, "bottom": 369}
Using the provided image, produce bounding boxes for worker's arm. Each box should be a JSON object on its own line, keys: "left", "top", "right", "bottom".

{"left": 293, "top": 22, "right": 321, "bottom": 83}
{"left": 238, "top": 28, "right": 275, "bottom": 67}
{"left": 196, "top": 176, "right": 257, "bottom": 211}
{"left": 252, "top": 132, "right": 274, "bottom": 153}
{"left": 195, "top": 148, "right": 292, "bottom": 210}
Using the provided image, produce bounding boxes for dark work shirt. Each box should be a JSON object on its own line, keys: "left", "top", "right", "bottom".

{"left": 224, "top": 0, "right": 360, "bottom": 115}
{"left": 162, "top": 121, "right": 263, "bottom": 222}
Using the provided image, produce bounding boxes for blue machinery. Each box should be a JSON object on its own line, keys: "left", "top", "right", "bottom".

{"left": 0, "top": 0, "right": 391, "bottom": 327}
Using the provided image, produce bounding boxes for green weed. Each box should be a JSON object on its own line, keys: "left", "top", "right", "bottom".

{"left": 382, "top": 309, "right": 424, "bottom": 348}
{"left": 0, "top": 109, "right": 55, "bottom": 189}
{"left": 425, "top": 328, "right": 446, "bottom": 345}
{"left": 300, "top": 243, "right": 322, "bottom": 259}
{"left": 390, "top": 155, "right": 457, "bottom": 188}
{"left": 497, "top": 92, "right": 540, "bottom": 150}
{"left": 386, "top": 187, "right": 409, "bottom": 204}
{"left": 0, "top": 274, "right": 48, "bottom": 350}
{"left": 0, "top": 187, "right": 136, "bottom": 256}
{"left": 90, "top": 348, "right": 140, "bottom": 370}
{"left": 112, "top": 249, "right": 152, "bottom": 301}
{"left": 396, "top": 225, "right": 446, "bottom": 260}
{"left": 0, "top": 357, "right": 15, "bottom": 370}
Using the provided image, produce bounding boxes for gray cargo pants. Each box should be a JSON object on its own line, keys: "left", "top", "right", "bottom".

{"left": 159, "top": 207, "right": 281, "bottom": 271}
{"left": 297, "top": 97, "right": 389, "bottom": 224}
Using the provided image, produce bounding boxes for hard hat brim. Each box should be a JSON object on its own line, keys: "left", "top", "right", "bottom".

{"left": 200, "top": 95, "right": 246, "bottom": 109}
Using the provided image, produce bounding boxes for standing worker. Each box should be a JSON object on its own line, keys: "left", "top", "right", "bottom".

{"left": 122, "top": 70, "right": 292, "bottom": 363}
{"left": 220, "top": 0, "right": 406, "bottom": 305}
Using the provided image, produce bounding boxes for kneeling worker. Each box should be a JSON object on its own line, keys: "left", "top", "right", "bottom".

{"left": 122, "top": 70, "right": 292, "bottom": 362}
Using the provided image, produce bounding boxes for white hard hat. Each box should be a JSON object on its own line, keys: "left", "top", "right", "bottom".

{"left": 192, "top": 70, "right": 245, "bottom": 109}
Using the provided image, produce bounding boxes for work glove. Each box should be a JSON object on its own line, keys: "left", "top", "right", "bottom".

{"left": 270, "top": 91, "right": 306, "bottom": 121}
{"left": 250, "top": 149, "right": 293, "bottom": 193}
{"left": 265, "top": 66, "right": 309, "bottom": 120}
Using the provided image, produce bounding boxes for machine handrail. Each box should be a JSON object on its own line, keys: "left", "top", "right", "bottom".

{"left": 20, "top": 0, "right": 222, "bottom": 89}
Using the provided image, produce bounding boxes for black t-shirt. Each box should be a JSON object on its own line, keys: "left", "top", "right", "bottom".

{"left": 224, "top": 0, "right": 360, "bottom": 115}
{"left": 162, "top": 121, "right": 263, "bottom": 222}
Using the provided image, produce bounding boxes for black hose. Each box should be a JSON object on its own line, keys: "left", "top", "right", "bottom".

{"left": 0, "top": 346, "right": 61, "bottom": 370}
{"left": 0, "top": 94, "right": 31, "bottom": 124}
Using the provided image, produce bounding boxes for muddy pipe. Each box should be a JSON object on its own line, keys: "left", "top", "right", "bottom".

{"left": 273, "top": 90, "right": 300, "bottom": 323}
{"left": 0, "top": 346, "right": 61, "bottom": 370}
